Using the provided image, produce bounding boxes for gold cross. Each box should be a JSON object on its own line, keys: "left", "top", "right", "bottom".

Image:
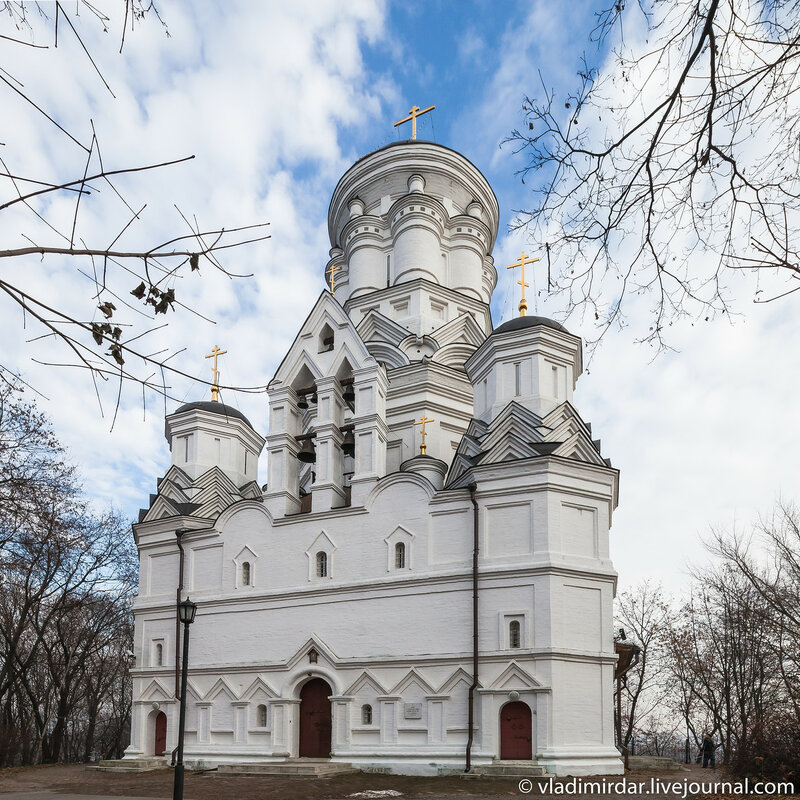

{"left": 325, "top": 263, "right": 342, "bottom": 296}
{"left": 394, "top": 104, "right": 435, "bottom": 141}
{"left": 507, "top": 252, "right": 540, "bottom": 317}
{"left": 204, "top": 345, "right": 227, "bottom": 402}
{"left": 413, "top": 414, "right": 434, "bottom": 456}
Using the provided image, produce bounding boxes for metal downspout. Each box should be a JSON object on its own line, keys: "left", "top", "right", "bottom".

{"left": 465, "top": 482, "right": 479, "bottom": 772}
{"left": 172, "top": 528, "right": 186, "bottom": 767}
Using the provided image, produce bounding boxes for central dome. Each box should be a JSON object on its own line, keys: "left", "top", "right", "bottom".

{"left": 324, "top": 141, "right": 500, "bottom": 328}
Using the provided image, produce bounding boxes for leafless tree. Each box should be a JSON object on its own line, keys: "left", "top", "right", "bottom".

{"left": 615, "top": 580, "right": 673, "bottom": 749}
{"left": 509, "top": 0, "right": 800, "bottom": 348}
{"left": 709, "top": 502, "right": 800, "bottom": 779}
{"left": 0, "top": 381, "right": 135, "bottom": 765}
{"left": 668, "top": 559, "right": 793, "bottom": 772}
{"left": 1, "top": 1, "right": 270, "bottom": 410}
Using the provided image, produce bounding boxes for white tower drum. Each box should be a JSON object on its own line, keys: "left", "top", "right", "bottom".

{"left": 326, "top": 142, "right": 500, "bottom": 336}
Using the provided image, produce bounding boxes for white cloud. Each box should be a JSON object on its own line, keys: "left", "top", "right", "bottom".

{"left": 5, "top": 0, "right": 795, "bottom": 603}
{"left": 2, "top": 0, "right": 389, "bottom": 516}
{"left": 471, "top": 0, "right": 800, "bottom": 595}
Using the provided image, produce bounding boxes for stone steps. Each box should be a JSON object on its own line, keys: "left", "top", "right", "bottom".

{"left": 464, "top": 760, "right": 547, "bottom": 778}
{"left": 87, "top": 757, "right": 169, "bottom": 772}
{"left": 215, "top": 760, "right": 358, "bottom": 778}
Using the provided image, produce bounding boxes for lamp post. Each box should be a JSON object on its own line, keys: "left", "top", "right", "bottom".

{"left": 173, "top": 597, "right": 197, "bottom": 800}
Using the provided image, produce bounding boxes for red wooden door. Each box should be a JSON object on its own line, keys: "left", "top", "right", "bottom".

{"left": 299, "top": 678, "right": 332, "bottom": 758}
{"left": 154, "top": 711, "right": 167, "bottom": 756}
{"left": 500, "top": 701, "right": 532, "bottom": 759}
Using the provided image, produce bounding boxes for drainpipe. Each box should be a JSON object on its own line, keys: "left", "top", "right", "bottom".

{"left": 465, "top": 482, "right": 479, "bottom": 773}
{"left": 172, "top": 529, "right": 186, "bottom": 767}
{"left": 175, "top": 529, "right": 187, "bottom": 699}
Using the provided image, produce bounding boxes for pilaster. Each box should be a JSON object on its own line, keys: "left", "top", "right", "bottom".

{"left": 264, "top": 386, "right": 302, "bottom": 517}
{"left": 350, "top": 363, "right": 389, "bottom": 506}
{"left": 312, "top": 376, "right": 347, "bottom": 512}
{"left": 330, "top": 695, "right": 354, "bottom": 753}
{"left": 377, "top": 695, "right": 401, "bottom": 746}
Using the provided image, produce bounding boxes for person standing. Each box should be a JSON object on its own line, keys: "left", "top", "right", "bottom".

{"left": 701, "top": 732, "right": 716, "bottom": 769}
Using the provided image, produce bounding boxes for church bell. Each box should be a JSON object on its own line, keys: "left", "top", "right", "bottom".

{"left": 342, "top": 383, "right": 355, "bottom": 406}
{"left": 342, "top": 429, "right": 355, "bottom": 457}
{"left": 297, "top": 393, "right": 309, "bottom": 410}
{"left": 297, "top": 438, "right": 316, "bottom": 463}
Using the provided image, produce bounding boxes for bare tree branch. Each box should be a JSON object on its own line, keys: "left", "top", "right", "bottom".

{"left": 509, "top": 0, "right": 800, "bottom": 350}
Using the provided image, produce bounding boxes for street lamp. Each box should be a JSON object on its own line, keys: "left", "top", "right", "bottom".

{"left": 173, "top": 597, "right": 197, "bottom": 800}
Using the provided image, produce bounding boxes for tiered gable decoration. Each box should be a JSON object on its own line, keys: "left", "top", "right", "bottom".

{"left": 125, "top": 135, "right": 622, "bottom": 777}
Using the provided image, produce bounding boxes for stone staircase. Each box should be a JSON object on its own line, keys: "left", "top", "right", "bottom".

{"left": 87, "top": 757, "right": 169, "bottom": 772}
{"left": 215, "top": 758, "right": 359, "bottom": 778}
{"left": 463, "top": 760, "right": 547, "bottom": 779}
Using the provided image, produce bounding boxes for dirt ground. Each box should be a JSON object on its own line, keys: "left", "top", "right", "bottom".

{"left": 0, "top": 762, "right": 758, "bottom": 800}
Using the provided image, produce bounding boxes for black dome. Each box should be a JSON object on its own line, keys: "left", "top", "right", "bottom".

{"left": 172, "top": 400, "right": 253, "bottom": 429}
{"left": 492, "top": 315, "right": 570, "bottom": 336}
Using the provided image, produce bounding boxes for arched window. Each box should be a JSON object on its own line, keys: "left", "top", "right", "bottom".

{"left": 362, "top": 704, "right": 372, "bottom": 725}
{"left": 395, "top": 541, "right": 406, "bottom": 569}
{"left": 509, "top": 620, "right": 521, "bottom": 649}
{"left": 155, "top": 643, "right": 163, "bottom": 666}
{"left": 316, "top": 551, "right": 328, "bottom": 578}
{"left": 257, "top": 703, "right": 267, "bottom": 727}
{"left": 242, "top": 561, "right": 251, "bottom": 586}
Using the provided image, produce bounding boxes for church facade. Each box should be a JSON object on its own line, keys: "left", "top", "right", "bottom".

{"left": 125, "top": 140, "right": 623, "bottom": 776}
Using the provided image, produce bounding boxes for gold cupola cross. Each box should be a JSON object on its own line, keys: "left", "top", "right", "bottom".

{"left": 205, "top": 345, "right": 227, "bottom": 402}
{"left": 394, "top": 103, "right": 435, "bottom": 141}
{"left": 413, "top": 414, "right": 435, "bottom": 456}
{"left": 507, "top": 251, "right": 540, "bottom": 317}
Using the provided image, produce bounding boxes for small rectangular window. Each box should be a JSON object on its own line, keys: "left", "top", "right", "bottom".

{"left": 514, "top": 363, "right": 521, "bottom": 397}
{"left": 552, "top": 365, "right": 558, "bottom": 397}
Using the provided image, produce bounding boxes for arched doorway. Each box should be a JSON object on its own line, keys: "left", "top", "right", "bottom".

{"left": 298, "top": 678, "right": 332, "bottom": 758}
{"left": 154, "top": 711, "right": 167, "bottom": 756}
{"left": 500, "top": 701, "right": 532, "bottom": 760}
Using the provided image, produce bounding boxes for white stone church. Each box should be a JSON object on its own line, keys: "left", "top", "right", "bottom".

{"left": 125, "top": 139, "right": 623, "bottom": 776}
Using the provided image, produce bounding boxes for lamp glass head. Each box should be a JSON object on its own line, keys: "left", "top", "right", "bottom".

{"left": 178, "top": 597, "right": 197, "bottom": 624}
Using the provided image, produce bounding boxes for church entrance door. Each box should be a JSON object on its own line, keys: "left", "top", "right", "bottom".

{"left": 154, "top": 711, "right": 167, "bottom": 756}
{"left": 500, "top": 701, "right": 532, "bottom": 759}
{"left": 298, "top": 678, "right": 332, "bottom": 758}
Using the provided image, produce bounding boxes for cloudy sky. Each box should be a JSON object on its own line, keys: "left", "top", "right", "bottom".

{"left": 2, "top": 0, "right": 796, "bottom": 595}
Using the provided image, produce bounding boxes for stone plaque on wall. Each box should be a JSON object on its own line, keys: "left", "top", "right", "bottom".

{"left": 403, "top": 703, "right": 422, "bottom": 719}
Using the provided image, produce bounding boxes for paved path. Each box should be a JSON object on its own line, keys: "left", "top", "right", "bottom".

{"left": 0, "top": 795, "right": 185, "bottom": 800}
